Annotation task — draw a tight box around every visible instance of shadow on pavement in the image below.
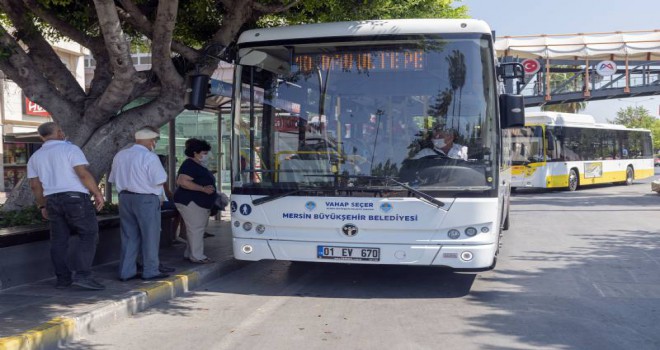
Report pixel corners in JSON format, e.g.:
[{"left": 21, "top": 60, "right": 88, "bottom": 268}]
[
  {"left": 479, "top": 181, "right": 660, "bottom": 349},
  {"left": 0, "top": 218, "right": 234, "bottom": 337},
  {"left": 197, "top": 262, "right": 477, "bottom": 299},
  {"left": 464, "top": 227, "right": 660, "bottom": 349}
]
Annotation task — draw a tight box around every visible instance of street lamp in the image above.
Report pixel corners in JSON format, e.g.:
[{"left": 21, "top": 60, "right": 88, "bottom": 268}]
[
  {"left": 617, "top": 97, "right": 658, "bottom": 116},
  {"left": 617, "top": 97, "right": 655, "bottom": 107}
]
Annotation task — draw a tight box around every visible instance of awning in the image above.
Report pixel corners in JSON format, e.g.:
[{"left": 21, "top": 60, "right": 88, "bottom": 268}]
[
  {"left": 495, "top": 30, "right": 660, "bottom": 60},
  {"left": 4, "top": 132, "right": 43, "bottom": 143}
]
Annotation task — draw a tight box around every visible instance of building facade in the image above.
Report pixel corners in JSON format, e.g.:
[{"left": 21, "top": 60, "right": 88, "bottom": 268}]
[{"left": 0, "top": 41, "right": 88, "bottom": 195}]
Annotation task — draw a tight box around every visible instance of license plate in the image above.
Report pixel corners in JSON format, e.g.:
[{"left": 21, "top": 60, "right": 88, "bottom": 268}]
[{"left": 317, "top": 246, "right": 380, "bottom": 261}]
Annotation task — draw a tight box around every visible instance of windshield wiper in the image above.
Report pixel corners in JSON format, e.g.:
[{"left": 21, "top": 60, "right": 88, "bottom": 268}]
[
  {"left": 351, "top": 175, "right": 445, "bottom": 209},
  {"left": 252, "top": 185, "right": 326, "bottom": 206},
  {"left": 253, "top": 175, "right": 446, "bottom": 209},
  {"left": 294, "top": 174, "right": 445, "bottom": 208},
  {"left": 309, "top": 174, "right": 446, "bottom": 209},
  {"left": 252, "top": 188, "right": 303, "bottom": 206}
]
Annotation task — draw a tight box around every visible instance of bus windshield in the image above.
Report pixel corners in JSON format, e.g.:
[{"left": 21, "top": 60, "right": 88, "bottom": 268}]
[
  {"left": 511, "top": 126, "right": 544, "bottom": 165},
  {"left": 233, "top": 35, "right": 498, "bottom": 194}
]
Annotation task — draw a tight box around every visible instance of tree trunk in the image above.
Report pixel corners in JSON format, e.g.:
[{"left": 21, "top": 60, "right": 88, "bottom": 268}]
[
  {"left": 2, "top": 94, "right": 186, "bottom": 212},
  {"left": 0, "top": 0, "right": 283, "bottom": 212},
  {"left": 2, "top": 178, "right": 34, "bottom": 211}
]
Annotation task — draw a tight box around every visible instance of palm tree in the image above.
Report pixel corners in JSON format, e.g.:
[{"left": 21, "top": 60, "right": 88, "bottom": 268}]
[
  {"left": 541, "top": 102, "right": 586, "bottom": 113},
  {"left": 446, "top": 50, "right": 466, "bottom": 126},
  {"left": 428, "top": 88, "right": 454, "bottom": 120}
]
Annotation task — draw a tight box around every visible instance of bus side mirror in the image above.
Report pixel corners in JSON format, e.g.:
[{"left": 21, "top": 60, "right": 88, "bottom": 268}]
[
  {"left": 497, "top": 62, "right": 525, "bottom": 82},
  {"left": 239, "top": 49, "right": 290, "bottom": 75},
  {"left": 497, "top": 62, "right": 525, "bottom": 93},
  {"left": 500, "top": 94, "right": 525, "bottom": 128}
]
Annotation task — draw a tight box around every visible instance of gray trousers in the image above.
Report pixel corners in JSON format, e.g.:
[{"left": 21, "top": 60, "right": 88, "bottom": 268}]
[{"left": 118, "top": 193, "right": 161, "bottom": 279}]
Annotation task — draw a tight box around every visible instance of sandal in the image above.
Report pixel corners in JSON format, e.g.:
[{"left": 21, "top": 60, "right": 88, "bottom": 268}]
[{"left": 189, "top": 258, "right": 214, "bottom": 264}]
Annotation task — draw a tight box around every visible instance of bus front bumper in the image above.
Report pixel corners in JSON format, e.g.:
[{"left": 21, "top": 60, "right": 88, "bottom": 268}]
[{"left": 233, "top": 238, "right": 497, "bottom": 270}]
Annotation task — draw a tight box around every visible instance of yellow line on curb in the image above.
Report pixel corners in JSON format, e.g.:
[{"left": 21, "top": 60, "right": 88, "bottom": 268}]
[
  {"left": 136, "top": 271, "right": 201, "bottom": 303},
  {"left": 0, "top": 269, "right": 205, "bottom": 349},
  {"left": 0, "top": 317, "right": 74, "bottom": 350},
  {"left": 179, "top": 270, "right": 200, "bottom": 286}
]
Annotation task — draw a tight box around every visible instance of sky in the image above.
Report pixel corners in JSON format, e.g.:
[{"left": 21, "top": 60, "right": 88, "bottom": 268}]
[{"left": 459, "top": 0, "right": 660, "bottom": 122}]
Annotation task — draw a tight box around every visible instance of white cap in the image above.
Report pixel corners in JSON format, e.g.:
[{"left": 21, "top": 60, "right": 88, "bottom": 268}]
[{"left": 135, "top": 128, "right": 159, "bottom": 140}]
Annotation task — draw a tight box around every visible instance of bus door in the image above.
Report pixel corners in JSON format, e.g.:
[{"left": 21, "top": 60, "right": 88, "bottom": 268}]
[{"left": 511, "top": 125, "right": 544, "bottom": 188}]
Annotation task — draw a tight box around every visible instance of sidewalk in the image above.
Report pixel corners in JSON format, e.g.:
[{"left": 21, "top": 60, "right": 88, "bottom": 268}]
[{"left": 0, "top": 213, "right": 241, "bottom": 350}]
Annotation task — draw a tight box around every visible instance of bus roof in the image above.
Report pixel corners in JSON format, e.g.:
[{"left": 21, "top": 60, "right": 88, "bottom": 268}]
[
  {"left": 237, "top": 19, "right": 492, "bottom": 45},
  {"left": 525, "top": 111, "right": 650, "bottom": 132}
]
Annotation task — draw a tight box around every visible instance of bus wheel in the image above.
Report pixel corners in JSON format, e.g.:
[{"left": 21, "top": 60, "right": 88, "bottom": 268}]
[
  {"left": 624, "top": 166, "right": 634, "bottom": 186},
  {"left": 567, "top": 169, "right": 579, "bottom": 191}
]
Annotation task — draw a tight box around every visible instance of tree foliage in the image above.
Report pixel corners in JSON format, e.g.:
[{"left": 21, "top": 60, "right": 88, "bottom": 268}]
[
  {"left": 609, "top": 105, "right": 660, "bottom": 150},
  {"left": 281, "top": 0, "right": 467, "bottom": 24},
  {"left": 0, "top": 0, "right": 467, "bottom": 209},
  {"left": 541, "top": 102, "right": 587, "bottom": 114},
  {"left": 540, "top": 65, "right": 587, "bottom": 114}
]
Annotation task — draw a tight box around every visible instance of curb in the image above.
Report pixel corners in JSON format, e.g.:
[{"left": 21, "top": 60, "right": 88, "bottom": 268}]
[{"left": 0, "top": 259, "right": 243, "bottom": 350}]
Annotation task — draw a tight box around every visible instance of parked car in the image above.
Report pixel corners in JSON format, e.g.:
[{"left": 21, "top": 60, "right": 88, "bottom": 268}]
[{"left": 655, "top": 154, "right": 660, "bottom": 167}]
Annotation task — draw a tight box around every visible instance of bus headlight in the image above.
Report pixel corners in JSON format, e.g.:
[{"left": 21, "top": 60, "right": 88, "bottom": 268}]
[
  {"left": 233, "top": 221, "right": 240, "bottom": 228},
  {"left": 256, "top": 224, "right": 266, "bottom": 234},
  {"left": 481, "top": 226, "right": 490, "bottom": 233},
  {"left": 448, "top": 229, "right": 460, "bottom": 239},
  {"left": 243, "top": 222, "right": 253, "bottom": 231},
  {"left": 465, "top": 227, "right": 478, "bottom": 237}
]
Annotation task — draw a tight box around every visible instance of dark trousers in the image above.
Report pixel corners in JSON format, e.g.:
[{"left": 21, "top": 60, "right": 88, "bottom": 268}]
[{"left": 46, "top": 192, "right": 99, "bottom": 282}]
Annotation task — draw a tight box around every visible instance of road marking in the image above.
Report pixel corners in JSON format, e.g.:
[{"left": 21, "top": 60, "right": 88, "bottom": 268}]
[
  {"left": 213, "top": 265, "right": 316, "bottom": 350},
  {"left": 641, "top": 251, "right": 660, "bottom": 266},
  {"left": 591, "top": 283, "right": 606, "bottom": 297}
]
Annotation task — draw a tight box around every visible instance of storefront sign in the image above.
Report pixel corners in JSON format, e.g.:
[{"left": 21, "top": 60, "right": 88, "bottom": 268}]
[
  {"left": 275, "top": 116, "right": 303, "bottom": 132},
  {"left": 23, "top": 97, "right": 50, "bottom": 117}
]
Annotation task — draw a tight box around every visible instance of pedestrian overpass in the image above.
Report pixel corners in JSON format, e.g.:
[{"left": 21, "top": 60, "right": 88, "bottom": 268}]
[{"left": 495, "top": 30, "right": 660, "bottom": 107}]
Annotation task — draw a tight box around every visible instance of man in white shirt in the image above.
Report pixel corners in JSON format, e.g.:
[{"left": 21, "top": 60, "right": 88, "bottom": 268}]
[
  {"left": 109, "top": 127, "right": 169, "bottom": 281},
  {"left": 28, "top": 122, "right": 106, "bottom": 290},
  {"left": 412, "top": 127, "right": 468, "bottom": 160}
]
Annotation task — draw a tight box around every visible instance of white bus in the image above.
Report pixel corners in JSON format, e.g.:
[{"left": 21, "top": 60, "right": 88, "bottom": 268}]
[
  {"left": 229, "top": 19, "right": 524, "bottom": 270},
  {"left": 511, "top": 112, "right": 655, "bottom": 191}
]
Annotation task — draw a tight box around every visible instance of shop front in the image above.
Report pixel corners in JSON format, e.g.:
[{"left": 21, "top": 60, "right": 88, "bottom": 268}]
[
  {"left": 0, "top": 94, "right": 47, "bottom": 194},
  {"left": 2, "top": 135, "right": 42, "bottom": 192}
]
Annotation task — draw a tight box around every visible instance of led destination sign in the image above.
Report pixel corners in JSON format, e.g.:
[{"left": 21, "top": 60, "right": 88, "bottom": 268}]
[{"left": 294, "top": 51, "right": 426, "bottom": 73}]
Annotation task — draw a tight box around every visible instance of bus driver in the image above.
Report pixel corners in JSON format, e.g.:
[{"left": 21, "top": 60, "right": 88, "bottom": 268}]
[{"left": 412, "top": 126, "right": 468, "bottom": 160}]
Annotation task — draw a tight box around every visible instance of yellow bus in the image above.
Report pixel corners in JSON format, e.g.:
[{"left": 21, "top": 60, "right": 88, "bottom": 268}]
[{"left": 511, "top": 112, "right": 654, "bottom": 191}]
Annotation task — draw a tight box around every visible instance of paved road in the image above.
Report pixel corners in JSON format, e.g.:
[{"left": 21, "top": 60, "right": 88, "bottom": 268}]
[{"left": 69, "top": 174, "right": 660, "bottom": 350}]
